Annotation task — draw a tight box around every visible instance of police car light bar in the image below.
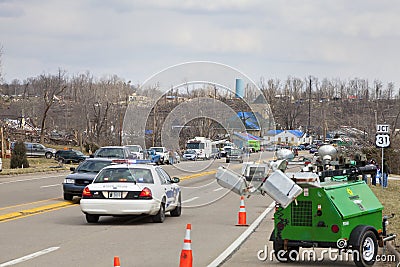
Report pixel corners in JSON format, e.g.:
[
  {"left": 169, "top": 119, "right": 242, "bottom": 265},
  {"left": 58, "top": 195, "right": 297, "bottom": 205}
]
[{"left": 112, "top": 159, "right": 153, "bottom": 164}]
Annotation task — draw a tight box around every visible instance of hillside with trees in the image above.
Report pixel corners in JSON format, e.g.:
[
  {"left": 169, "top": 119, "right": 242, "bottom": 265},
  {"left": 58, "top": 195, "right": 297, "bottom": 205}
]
[{"left": 0, "top": 63, "right": 399, "bottom": 173}]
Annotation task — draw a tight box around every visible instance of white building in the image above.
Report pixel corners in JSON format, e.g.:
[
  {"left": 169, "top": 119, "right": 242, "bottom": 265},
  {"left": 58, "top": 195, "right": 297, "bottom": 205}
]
[{"left": 264, "top": 130, "right": 311, "bottom": 145}]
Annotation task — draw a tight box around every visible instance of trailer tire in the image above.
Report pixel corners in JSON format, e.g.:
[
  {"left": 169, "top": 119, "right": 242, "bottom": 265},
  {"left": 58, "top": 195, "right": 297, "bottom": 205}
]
[{"left": 350, "top": 227, "right": 378, "bottom": 267}]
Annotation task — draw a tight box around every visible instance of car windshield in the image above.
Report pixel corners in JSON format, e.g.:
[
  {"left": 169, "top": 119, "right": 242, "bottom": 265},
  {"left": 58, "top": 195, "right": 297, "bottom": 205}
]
[
  {"left": 126, "top": 146, "right": 140, "bottom": 153},
  {"left": 185, "top": 150, "right": 196, "bottom": 154},
  {"left": 76, "top": 160, "right": 112, "bottom": 173},
  {"left": 230, "top": 149, "right": 242, "bottom": 155},
  {"left": 151, "top": 147, "right": 163, "bottom": 153},
  {"left": 187, "top": 143, "right": 204, "bottom": 149},
  {"left": 74, "top": 150, "right": 85, "bottom": 156},
  {"left": 94, "top": 148, "right": 124, "bottom": 158},
  {"left": 94, "top": 168, "right": 154, "bottom": 184}
]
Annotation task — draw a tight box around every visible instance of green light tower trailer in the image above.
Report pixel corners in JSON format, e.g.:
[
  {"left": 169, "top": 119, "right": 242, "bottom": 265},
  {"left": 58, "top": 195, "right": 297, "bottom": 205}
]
[{"left": 216, "top": 150, "right": 395, "bottom": 267}]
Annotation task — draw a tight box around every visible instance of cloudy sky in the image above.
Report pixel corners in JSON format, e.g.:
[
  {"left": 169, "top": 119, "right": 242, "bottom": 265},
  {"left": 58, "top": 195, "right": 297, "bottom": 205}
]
[{"left": 1, "top": 0, "right": 400, "bottom": 87}]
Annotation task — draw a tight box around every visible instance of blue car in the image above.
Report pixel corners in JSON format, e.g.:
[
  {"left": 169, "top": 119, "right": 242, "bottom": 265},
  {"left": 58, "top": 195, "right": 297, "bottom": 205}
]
[
  {"left": 62, "top": 158, "right": 113, "bottom": 200},
  {"left": 146, "top": 149, "right": 162, "bottom": 164}
]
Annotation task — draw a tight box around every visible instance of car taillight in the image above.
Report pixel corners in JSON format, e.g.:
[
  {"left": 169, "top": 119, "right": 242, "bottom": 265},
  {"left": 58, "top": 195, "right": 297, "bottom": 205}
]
[
  {"left": 82, "top": 187, "right": 92, "bottom": 197},
  {"left": 139, "top": 187, "right": 152, "bottom": 199}
]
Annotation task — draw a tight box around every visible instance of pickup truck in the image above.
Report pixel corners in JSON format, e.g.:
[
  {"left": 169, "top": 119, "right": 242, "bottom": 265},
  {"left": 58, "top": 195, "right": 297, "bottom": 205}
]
[
  {"left": 124, "top": 145, "right": 144, "bottom": 159},
  {"left": 149, "top": 146, "right": 170, "bottom": 164}
]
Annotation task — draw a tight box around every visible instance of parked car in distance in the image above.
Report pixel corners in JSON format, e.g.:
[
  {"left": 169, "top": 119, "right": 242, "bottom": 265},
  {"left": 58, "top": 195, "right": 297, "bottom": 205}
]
[
  {"left": 92, "top": 146, "right": 133, "bottom": 159},
  {"left": 62, "top": 158, "right": 114, "bottom": 200},
  {"left": 149, "top": 146, "right": 169, "bottom": 164},
  {"left": 226, "top": 148, "right": 244, "bottom": 163},
  {"left": 182, "top": 149, "right": 197, "bottom": 161},
  {"left": 11, "top": 142, "right": 56, "bottom": 158},
  {"left": 124, "top": 145, "right": 144, "bottom": 159},
  {"left": 145, "top": 149, "right": 162, "bottom": 164},
  {"left": 55, "top": 149, "right": 88, "bottom": 164},
  {"left": 80, "top": 163, "right": 181, "bottom": 223}
]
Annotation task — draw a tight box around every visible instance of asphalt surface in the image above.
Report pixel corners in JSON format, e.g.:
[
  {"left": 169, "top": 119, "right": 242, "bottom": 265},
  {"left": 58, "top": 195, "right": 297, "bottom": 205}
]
[
  {"left": 221, "top": 175, "right": 400, "bottom": 267},
  {"left": 1, "top": 153, "right": 399, "bottom": 267}
]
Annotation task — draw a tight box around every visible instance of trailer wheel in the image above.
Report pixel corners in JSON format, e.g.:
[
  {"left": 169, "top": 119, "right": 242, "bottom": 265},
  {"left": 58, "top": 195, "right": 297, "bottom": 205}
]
[
  {"left": 273, "top": 240, "right": 299, "bottom": 262},
  {"left": 353, "top": 230, "right": 378, "bottom": 267}
]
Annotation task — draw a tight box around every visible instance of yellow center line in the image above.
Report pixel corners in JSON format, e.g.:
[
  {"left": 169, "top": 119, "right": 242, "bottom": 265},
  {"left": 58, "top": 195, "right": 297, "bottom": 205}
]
[
  {"left": 0, "top": 165, "right": 241, "bottom": 223},
  {"left": 0, "top": 201, "right": 79, "bottom": 223},
  {"left": 179, "top": 170, "right": 217, "bottom": 181},
  {"left": 0, "top": 198, "right": 60, "bottom": 211},
  {"left": 0, "top": 168, "right": 219, "bottom": 223}
]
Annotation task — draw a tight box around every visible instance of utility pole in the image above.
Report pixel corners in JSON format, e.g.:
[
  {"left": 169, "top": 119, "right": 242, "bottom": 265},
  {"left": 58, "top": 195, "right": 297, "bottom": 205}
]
[
  {"left": 1, "top": 126, "right": 5, "bottom": 158},
  {"left": 307, "top": 77, "right": 312, "bottom": 136}
]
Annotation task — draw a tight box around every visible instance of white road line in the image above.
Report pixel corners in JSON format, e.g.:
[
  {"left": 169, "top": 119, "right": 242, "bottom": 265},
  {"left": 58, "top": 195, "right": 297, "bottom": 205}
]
[
  {"left": 40, "top": 184, "right": 60, "bottom": 188},
  {"left": 0, "top": 246, "right": 60, "bottom": 266},
  {"left": 213, "top": 187, "right": 225, "bottom": 192},
  {"left": 207, "top": 201, "right": 276, "bottom": 267},
  {"left": 0, "top": 174, "right": 66, "bottom": 185},
  {"left": 182, "top": 197, "right": 199, "bottom": 204}
]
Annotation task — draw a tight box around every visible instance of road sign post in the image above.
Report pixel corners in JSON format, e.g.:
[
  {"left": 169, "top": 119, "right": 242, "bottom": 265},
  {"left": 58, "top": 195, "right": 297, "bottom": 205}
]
[{"left": 376, "top": 124, "right": 390, "bottom": 190}]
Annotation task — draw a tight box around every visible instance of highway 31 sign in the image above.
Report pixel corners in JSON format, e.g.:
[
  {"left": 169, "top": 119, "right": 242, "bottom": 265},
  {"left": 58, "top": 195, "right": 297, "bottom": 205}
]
[{"left": 376, "top": 124, "right": 390, "bottom": 148}]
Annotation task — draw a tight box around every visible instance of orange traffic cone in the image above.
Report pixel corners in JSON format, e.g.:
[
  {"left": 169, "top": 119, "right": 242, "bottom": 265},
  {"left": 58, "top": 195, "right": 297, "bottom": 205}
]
[
  {"left": 236, "top": 196, "right": 249, "bottom": 226},
  {"left": 114, "top": 256, "right": 121, "bottom": 267},
  {"left": 179, "top": 224, "right": 193, "bottom": 267}
]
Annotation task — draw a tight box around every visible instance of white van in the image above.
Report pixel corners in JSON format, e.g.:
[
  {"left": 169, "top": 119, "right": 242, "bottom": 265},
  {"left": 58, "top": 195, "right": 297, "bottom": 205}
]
[{"left": 186, "top": 137, "right": 212, "bottom": 160}]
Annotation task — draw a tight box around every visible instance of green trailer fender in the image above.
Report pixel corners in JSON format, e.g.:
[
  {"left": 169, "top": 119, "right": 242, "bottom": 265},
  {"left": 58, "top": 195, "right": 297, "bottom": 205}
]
[{"left": 348, "top": 225, "right": 380, "bottom": 247}]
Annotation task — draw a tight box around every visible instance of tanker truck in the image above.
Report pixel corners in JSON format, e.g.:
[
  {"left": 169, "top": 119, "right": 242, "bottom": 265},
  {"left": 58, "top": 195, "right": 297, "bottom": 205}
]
[{"left": 216, "top": 145, "right": 395, "bottom": 267}]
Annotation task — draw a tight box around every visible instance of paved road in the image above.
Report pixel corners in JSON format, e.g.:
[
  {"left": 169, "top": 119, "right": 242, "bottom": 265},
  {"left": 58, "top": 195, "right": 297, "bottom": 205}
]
[
  {"left": 2, "top": 152, "right": 397, "bottom": 267},
  {"left": 0, "top": 152, "right": 278, "bottom": 267}
]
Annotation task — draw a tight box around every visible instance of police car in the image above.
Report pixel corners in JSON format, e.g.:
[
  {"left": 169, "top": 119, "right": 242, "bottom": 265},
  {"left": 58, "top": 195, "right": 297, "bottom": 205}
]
[{"left": 80, "top": 160, "right": 181, "bottom": 223}]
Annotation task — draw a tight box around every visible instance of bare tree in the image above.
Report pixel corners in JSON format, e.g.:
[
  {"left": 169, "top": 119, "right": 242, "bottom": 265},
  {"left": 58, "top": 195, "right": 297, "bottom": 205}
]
[{"left": 33, "top": 69, "right": 68, "bottom": 143}]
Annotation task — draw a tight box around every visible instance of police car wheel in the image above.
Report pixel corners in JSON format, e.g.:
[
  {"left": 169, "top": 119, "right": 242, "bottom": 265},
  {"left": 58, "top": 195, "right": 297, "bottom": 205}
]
[
  {"left": 170, "top": 194, "right": 182, "bottom": 217},
  {"left": 86, "top": 214, "right": 99, "bottom": 223},
  {"left": 152, "top": 201, "right": 165, "bottom": 223}
]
